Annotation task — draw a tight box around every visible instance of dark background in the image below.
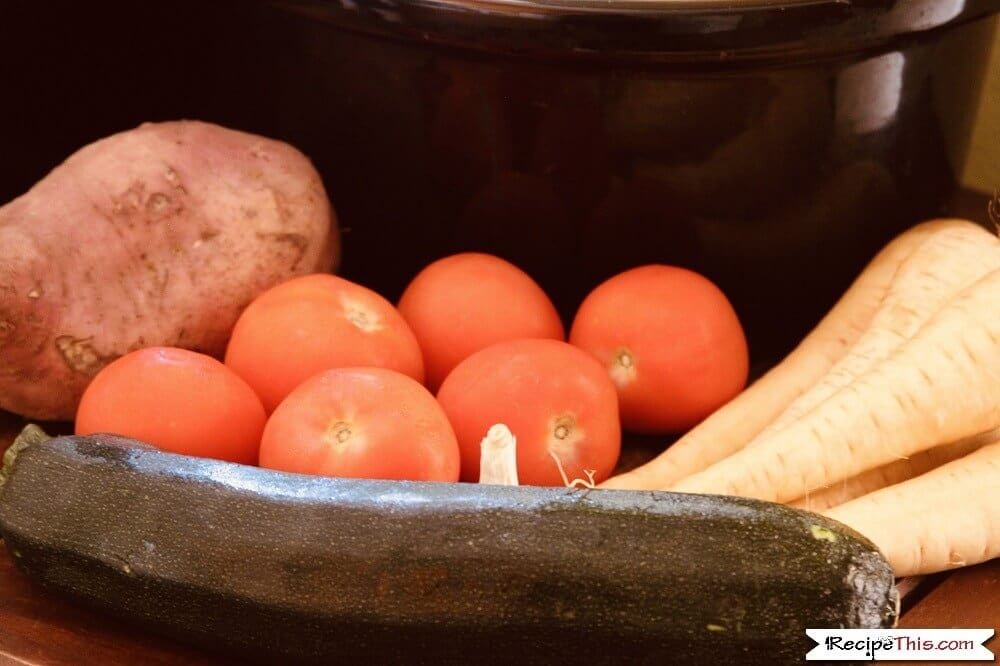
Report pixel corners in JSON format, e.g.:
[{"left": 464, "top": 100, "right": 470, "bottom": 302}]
[
  {"left": 0, "top": 3, "right": 259, "bottom": 203},
  {"left": 1, "top": 1, "right": 997, "bottom": 363}
]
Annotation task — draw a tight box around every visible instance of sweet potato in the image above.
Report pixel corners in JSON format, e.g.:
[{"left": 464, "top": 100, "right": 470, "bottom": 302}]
[{"left": 0, "top": 121, "right": 338, "bottom": 420}]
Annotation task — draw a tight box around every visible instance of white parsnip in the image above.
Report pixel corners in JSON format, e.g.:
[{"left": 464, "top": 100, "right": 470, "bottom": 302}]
[
  {"left": 826, "top": 442, "right": 1000, "bottom": 577},
  {"left": 602, "top": 220, "right": 966, "bottom": 491},
  {"left": 792, "top": 428, "right": 998, "bottom": 511},
  {"left": 672, "top": 268, "right": 1000, "bottom": 502},
  {"left": 601, "top": 219, "right": 999, "bottom": 575},
  {"left": 753, "top": 223, "right": 1000, "bottom": 440}
]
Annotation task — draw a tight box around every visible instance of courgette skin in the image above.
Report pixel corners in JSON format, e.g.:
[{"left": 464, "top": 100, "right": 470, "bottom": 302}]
[{"left": 0, "top": 433, "right": 897, "bottom": 664}]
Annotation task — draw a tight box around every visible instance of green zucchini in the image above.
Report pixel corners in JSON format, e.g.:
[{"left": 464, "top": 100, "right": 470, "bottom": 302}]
[{"left": 0, "top": 429, "right": 897, "bottom": 664}]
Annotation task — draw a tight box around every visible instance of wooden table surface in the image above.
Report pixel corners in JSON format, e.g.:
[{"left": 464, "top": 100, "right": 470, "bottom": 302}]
[{"left": 0, "top": 548, "right": 993, "bottom": 666}]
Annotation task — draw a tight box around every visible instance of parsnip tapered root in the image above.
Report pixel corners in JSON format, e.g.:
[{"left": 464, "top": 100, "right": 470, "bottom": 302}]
[
  {"left": 792, "top": 428, "right": 998, "bottom": 511},
  {"left": 826, "top": 442, "right": 1000, "bottom": 577},
  {"left": 673, "top": 268, "right": 1000, "bottom": 502},
  {"left": 752, "top": 223, "right": 999, "bottom": 441},
  {"left": 602, "top": 219, "right": 960, "bottom": 491}
]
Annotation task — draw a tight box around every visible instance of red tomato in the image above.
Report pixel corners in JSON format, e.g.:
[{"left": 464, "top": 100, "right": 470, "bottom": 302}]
[
  {"left": 225, "top": 274, "right": 424, "bottom": 413},
  {"left": 259, "top": 367, "right": 459, "bottom": 482},
  {"left": 399, "top": 253, "right": 565, "bottom": 391},
  {"left": 437, "top": 339, "right": 620, "bottom": 486},
  {"left": 569, "top": 265, "right": 748, "bottom": 433},
  {"left": 75, "top": 347, "right": 266, "bottom": 464}
]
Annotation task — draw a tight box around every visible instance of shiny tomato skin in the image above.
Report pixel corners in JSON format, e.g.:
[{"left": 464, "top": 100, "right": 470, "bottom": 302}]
[
  {"left": 260, "top": 367, "right": 459, "bottom": 482},
  {"left": 75, "top": 347, "right": 266, "bottom": 464},
  {"left": 225, "top": 274, "right": 424, "bottom": 413},
  {"left": 437, "top": 339, "right": 620, "bottom": 486},
  {"left": 570, "top": 265, "right": 748, "bottom": 433},
  {"left": 398, "top": 253, "right": 565, "bottom": 391}
]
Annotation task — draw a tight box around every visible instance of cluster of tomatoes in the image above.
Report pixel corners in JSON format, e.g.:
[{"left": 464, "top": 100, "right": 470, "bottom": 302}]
[{"left": 76, "top": 254, "right": 748, "bottom": 486}]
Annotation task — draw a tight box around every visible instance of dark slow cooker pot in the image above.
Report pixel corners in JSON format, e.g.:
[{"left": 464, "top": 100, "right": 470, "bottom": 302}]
[{"left": 1, "top": 0, "right": 997, "bottom": 358}]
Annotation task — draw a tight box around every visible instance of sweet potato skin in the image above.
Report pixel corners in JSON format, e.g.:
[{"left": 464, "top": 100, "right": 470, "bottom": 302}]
[{"left": 0, "top": 121, "right": 338, "bottom": 420}]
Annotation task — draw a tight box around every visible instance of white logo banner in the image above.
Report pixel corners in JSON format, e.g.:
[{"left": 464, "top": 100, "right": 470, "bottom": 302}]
[{"left": 806, "top": 628, "right": 995, "bottom": 661}]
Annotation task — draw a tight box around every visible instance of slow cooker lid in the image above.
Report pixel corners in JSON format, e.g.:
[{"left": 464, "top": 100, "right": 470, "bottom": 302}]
[{"left": 274, "top": 0, "right": 1000, "bottom": 61}]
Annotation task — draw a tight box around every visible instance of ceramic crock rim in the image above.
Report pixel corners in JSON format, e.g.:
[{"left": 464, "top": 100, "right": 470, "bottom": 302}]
[{"left": 266, "top": 0, "right": 1000, "bottom": 62}]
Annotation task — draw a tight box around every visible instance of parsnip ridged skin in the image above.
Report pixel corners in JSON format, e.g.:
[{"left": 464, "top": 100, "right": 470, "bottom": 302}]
[
  {"left": 602, "top": 219, "right": 953, "bottom": 491},
  {"left": 791, "top": 429, "right": 996, "bottom": 511},
  {"left": 674, "top": 268, "right": 1000, "bottom": 503},
  {"left": 827, "top": 441, "right": 1000, "bottom": 576},
  {"left": 754, "top": 222, "right": 1000, "bottom": 439},
  {"left": 0, "top": 121, "right": 338, "bottom": 420}
]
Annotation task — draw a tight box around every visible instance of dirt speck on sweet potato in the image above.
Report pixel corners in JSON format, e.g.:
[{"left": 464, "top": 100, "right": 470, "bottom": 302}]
[
  {"left": 145, "top": 192, "right": 175, "bottom": 218},
  {"left": 164, "top": 166, "right": 186, "bottom": 192},
  {"left": 257, "top": 231, "right": 309, "bottom": 269},
  {"left": 54, "top": 336, "right": 108, "bottom": 376},
  {"left": 0, "top": 319, "right": 14, "bottom": 344}
]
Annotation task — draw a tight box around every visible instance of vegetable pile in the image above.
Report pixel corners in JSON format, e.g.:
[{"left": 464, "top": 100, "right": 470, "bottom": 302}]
[
  {"left": 0, "top": 121, "right": 338, "bottom": 421},
  {"left": 1, "top": 124, "right": 997, "bottom": 582},
  {"left": 605, "top": 219, "right": 1000, "bottom": 576},
  {"left": 73, "top": 249, "right": 743, "bottom": 487}
]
